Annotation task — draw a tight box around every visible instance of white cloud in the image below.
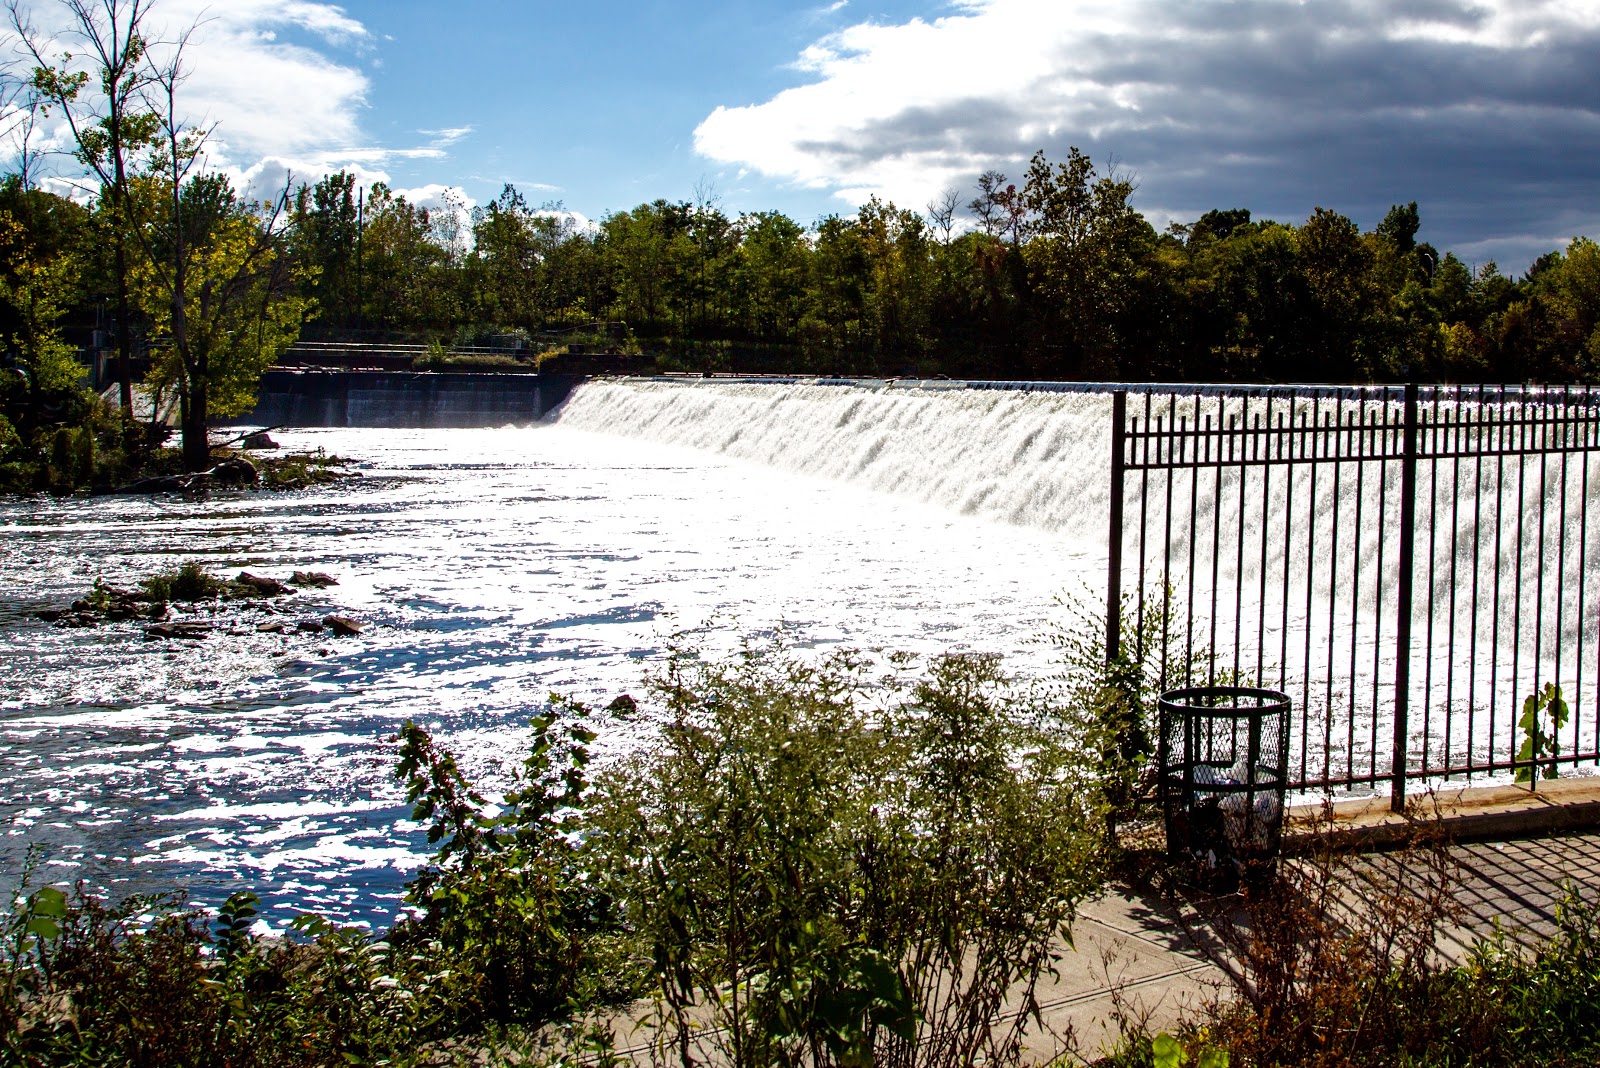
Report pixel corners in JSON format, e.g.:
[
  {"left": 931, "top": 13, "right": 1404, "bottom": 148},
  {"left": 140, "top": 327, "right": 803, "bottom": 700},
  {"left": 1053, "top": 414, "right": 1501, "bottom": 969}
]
[
  {"left": 8, "top": 0, "right": 466, "bottom": 203},
  {"left": 694, "top": 0, "right": 1600, "bottom": 263}
]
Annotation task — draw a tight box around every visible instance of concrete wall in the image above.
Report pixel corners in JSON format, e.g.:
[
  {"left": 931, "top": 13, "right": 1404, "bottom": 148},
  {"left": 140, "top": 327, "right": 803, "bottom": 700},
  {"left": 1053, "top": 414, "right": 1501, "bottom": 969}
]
[{"left": 233, "top": 370, "right": 580, "bottom": 428}]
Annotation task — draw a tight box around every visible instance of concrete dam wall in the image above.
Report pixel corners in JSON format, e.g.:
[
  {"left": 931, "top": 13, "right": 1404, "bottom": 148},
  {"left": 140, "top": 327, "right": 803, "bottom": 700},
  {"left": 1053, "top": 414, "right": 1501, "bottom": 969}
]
[{"left": 235, "top": 370, "right": 580, "bottom": 428}]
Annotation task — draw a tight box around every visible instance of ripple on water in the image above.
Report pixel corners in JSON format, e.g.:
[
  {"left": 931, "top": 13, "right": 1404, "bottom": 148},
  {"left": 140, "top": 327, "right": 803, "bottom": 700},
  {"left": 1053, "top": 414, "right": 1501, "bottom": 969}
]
[{"left": 0, "top": 424, "right": 1096, "bottom": 930}]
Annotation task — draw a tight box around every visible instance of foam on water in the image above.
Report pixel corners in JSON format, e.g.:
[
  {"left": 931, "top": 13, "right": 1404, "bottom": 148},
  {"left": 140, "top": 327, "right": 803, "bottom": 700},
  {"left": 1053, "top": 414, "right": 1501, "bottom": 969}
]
[
  {"left": 1, "top": 418, "right": 1101, "bottom": 928},
  {"left": 5, "top": 379, "right": 1595, "bottom": 927}
]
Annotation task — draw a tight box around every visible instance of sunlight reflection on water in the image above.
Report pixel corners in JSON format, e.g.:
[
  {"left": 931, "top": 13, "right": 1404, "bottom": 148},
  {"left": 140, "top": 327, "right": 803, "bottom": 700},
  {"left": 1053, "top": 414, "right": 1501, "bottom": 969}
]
[{"left": 0, "top": 425, "right": 1100, "bottom": 929}]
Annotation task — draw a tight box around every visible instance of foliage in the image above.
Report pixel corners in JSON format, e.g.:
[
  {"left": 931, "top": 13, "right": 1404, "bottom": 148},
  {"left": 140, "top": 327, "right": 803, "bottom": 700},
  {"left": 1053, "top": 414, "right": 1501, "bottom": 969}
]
[
  {"left": 587, "top": 644, "right": 1109, "bottom": 1068},
  {"left": 137, "top": 560, "right": 222, "bottom": 603},
  {"left": 1040, "top": 588, "right": 1213, "bottom": 834},
  {"left": 392, "top": 696, "right": 622, "bottom": 1031},
  {"left": 0, "top": 182, "right": 142, "bottom": 495},
  {"left": 264, "top": 153, "right": 1600, "bottom": 384},
  {"left": 0, "top": 867, "right": 469, "bottom": 1067},
  {"left": 1101, "top": 809, "right": 1600, "bottom": 1068},
  {"left": 255, "top": 450, "right": 353, "bottom": 490},
  {"left": 1515, "top": 682, "right": 1570, "bottom": 782}
]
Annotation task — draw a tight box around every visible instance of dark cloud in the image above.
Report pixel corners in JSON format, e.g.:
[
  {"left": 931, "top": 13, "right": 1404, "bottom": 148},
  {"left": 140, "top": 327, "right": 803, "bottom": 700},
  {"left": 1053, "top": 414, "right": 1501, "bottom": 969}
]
[{"left": 695, "top": 0, "right": 1600, "bottom": 269}]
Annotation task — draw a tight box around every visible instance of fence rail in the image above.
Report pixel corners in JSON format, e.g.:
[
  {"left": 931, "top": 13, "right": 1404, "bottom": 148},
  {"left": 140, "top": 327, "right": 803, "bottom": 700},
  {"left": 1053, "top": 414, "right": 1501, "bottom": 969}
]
[{"left": 1107, "top": 384, "right": 1600, "bottom": 808}]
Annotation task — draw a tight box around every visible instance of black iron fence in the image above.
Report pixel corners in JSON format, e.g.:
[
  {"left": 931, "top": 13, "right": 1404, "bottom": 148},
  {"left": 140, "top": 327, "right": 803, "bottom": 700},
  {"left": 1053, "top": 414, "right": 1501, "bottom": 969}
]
[{"left": 1106, "top": 384, "right": 1600, "bottom": 807}]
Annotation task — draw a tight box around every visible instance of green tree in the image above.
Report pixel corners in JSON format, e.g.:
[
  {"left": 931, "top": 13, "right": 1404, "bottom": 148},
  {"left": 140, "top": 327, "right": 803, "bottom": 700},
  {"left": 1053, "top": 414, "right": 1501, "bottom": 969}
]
[
  {"left": 1529, "top": 237, "right": 1600, "bottom": 379},
  {"left": 1021, "top": 147, "right": 1153, "bottom": 377},
  {"left": 804, "top": 214, "right": 869, "bottom": 363},
  {"left": 731, "top": 209, "right": 808, "bottom": 343},
  {"left": 855, "top": 196, "right": 932, "bottom": 358},
  {"left": 132, "top": 170, "right": 309, "bottom": 467},
  {"left": 14, "top": 0, "right": 160, "bottom": 416},
  {"left": 288, "top": 171, "right": 361, "bottom": 332},
  {"left": 358, "top": 183, "right": 450, "bottom": 331}
]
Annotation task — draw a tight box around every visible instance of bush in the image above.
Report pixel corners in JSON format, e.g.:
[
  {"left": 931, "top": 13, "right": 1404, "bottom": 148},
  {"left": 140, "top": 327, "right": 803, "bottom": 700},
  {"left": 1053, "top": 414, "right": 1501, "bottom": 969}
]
[
  {"left": 0, "top": 872, "right": 464, "bottom": 1067},
  {"left": 587, "top": 646, "right": 1110, "bottom": 1067},
  {"left": 390, "top": 697, "right": 623, "bottom": 1032},
  {"left": 1116, "top": 811, "right": 1600, "bottom": 1068},
  {"left": 140, "top": 561, "right": 223, "bottom": 603}
]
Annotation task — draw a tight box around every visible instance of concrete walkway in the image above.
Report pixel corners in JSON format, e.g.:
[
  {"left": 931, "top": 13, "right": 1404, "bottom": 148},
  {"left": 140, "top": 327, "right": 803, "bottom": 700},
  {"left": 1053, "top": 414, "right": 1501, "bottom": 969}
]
[{"left": 1030, "top": 776, "right": 1600, "bottom": 1062}]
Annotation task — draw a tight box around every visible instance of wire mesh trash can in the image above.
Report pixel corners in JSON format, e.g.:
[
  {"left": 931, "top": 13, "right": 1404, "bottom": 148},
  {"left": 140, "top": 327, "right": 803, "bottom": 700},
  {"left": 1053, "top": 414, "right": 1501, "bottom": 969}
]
[{"left": 1158, "top": 686, "right": 1290, "bottom": 890}]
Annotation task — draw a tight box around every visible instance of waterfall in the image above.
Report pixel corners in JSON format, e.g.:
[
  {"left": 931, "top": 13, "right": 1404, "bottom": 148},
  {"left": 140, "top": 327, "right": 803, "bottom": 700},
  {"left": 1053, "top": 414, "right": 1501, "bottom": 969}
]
[
  {"left": 550, "top": 378, "right": 1600, "bottom": 790},
  {"left": 549, "top": 379, "right": 1116, "bottom": 543}
]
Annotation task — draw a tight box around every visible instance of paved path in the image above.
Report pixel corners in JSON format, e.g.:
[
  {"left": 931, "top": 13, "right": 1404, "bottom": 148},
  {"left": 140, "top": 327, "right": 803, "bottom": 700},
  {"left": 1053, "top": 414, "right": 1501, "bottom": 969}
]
[{"left": 1034, "top": 803, "right": 1600, "bottom": 1061}]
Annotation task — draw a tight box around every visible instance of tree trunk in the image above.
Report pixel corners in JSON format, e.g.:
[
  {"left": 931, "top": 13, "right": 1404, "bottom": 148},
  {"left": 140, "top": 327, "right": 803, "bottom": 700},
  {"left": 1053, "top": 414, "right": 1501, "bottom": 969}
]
[
  {"left": 180, "top": 379, "right": 209, "bottom": 472},
  {"left": 114, "top": 238, "right": 135, "bottom": 416}
]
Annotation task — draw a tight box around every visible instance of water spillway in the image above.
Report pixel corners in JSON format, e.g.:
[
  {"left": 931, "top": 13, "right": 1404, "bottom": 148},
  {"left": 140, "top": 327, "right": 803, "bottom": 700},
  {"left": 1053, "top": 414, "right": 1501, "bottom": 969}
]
[
  {"left": 6, "top": 377, "right": 1599, "bottom": 931},
  {"left": 548, "top": 379, "right": 1118, "bottom": 542}
]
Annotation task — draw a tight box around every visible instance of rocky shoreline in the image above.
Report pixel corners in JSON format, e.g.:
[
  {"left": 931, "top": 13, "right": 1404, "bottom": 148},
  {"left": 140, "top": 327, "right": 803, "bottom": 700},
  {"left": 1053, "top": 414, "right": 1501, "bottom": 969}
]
[
  {"left": 92, "top": 444, "right": 359, "bottom": 496},
  {"left": 35, "top": 564, "right": 365, "bottom": 644}
]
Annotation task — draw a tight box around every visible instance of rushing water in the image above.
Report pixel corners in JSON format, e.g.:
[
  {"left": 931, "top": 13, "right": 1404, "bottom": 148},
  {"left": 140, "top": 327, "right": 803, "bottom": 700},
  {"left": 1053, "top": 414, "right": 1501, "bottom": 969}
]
[
  {"left": 10, "top": 378, "right": 1593, "bottom": 931},
  {"left": 0, "top": 404, "right": 1108, "bottom": 930}
]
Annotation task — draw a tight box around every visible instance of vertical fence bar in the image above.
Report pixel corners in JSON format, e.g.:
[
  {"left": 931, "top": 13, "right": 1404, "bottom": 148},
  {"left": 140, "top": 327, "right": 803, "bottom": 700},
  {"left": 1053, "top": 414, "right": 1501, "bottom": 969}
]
[
  {"left": 1392, "top": 382, "right": 1420, "bottom": 811},
  {"left": 1107, "top": 389, "right": 1127, "bottom": 663}
]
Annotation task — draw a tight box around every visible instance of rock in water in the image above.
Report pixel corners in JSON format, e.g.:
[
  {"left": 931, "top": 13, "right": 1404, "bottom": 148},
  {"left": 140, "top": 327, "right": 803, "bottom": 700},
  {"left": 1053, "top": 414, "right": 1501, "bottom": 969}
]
[
  {"left": 145, "top": 622, "right": 212, "bottom": 641},
  {"left": 289, "top": 571, "right": 338, "bottom": 588},
  {"left": 322, "top": 615, "right": 363, "bottom": 637},
  {"left": 235, "top": 571, "right": 291, "bottom": 597},
  {"left": 606, "top": 694, "right": 638, "bottom": 715},
  {"left": 242, "top": 432, "right": 279, "bottom": 449},
  {"left": 209, "top": 457, "right": 258, "bottom": 487},
  {"left": 296, "top": 619, "right": 325, "bottom": 634}
]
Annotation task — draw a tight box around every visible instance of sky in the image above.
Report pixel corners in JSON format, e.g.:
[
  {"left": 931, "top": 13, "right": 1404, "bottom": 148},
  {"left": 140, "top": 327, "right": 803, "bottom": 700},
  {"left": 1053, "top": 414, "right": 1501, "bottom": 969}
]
[{"left": 8, "top": 0, "right": 1600, "bottom": 272}]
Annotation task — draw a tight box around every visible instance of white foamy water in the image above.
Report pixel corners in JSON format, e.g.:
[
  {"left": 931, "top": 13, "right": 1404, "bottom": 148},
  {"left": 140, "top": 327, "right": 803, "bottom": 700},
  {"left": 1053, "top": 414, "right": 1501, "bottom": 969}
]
[
  {"left": 0, "top": 415, "right": 1104, "bottom": 929},
  {"left": 553, "top": 380, "right": 1600, "bottom": 789},
  {"left": 5, "top": 378, "right": 1595, "bottom": 929},
  {"left": 552, "top": 379, "right": 1117, "bottom": 538}
]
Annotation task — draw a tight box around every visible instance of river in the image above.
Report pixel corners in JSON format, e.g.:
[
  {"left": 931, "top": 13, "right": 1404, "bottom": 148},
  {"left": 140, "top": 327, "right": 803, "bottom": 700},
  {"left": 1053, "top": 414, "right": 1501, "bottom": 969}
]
[{"left": 1, "top": 400, "right": 1108, "bottom": 930}]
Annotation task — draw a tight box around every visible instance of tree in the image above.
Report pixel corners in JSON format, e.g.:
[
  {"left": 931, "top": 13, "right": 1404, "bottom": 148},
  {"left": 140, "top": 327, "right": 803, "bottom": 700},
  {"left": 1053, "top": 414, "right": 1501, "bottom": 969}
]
[
  {"left": 130, "top": 43, "right": 305, "bottom": 470},
  {"left": 855, "top": 196, "right": 931, "bottom": 357},
  {"left": 0, "top": 180, "right": 111, "bottom": 491},
  {"left": 1021, "top": 147, "right": 1152, "bottom": 377},
  {"left": 289, "top": 171, "right": 361, "bottom": 333},
  {"left": 133, "top": 174, "right": 307, "bottom": 460},
  {"left": 730, "top": 210, "right": 807, "bottom": 343},
  {"left": 13, "top": 0, "right": 159, "bottom": 416},
  {"left": 470, "top": 184, "right": 543, "bottom": 331},
  {"left": 926, "top": 188, "right": 959, "bottom": 245},
  {"left": 0, "top": 198, "right": 84, "bottom": 429}
]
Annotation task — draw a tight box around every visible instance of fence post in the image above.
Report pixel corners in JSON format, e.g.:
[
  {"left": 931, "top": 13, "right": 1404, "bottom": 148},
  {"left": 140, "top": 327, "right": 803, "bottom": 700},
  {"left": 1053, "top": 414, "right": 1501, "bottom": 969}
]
[
  {"left": 1107, "top": 390, "right": 1127, "bottom": 663},
  {"left": 1391, "top": 383, "right": 1419, "bottom": 812}
]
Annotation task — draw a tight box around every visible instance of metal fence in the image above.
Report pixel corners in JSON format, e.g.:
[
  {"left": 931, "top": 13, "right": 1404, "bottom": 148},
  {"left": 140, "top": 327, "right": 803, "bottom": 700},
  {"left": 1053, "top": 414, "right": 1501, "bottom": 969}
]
[{"left": 1106, "top": 384, "right": 1600, "bottom": 808}]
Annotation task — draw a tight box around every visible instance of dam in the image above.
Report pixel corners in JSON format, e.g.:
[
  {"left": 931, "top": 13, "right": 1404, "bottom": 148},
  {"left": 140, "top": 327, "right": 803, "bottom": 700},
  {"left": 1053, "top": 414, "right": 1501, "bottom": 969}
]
[{"left": 3, "top": 374, "right": 1596, "bottom": 929}]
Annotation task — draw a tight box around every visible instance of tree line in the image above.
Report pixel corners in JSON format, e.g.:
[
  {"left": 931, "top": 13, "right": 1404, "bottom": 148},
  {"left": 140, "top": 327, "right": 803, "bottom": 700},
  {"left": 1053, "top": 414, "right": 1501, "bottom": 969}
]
[
  {"left": 2, "top": 0, "right": 1598, "bottom": 490},
  {"left": 286, "top": 149, "right": 1600, "bottom": 385}
]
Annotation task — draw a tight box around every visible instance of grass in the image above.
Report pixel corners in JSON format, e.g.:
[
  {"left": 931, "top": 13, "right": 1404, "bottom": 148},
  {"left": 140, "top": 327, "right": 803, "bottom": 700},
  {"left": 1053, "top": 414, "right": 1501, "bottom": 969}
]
[{"left": 139, "top": 561, "right": 223, "bottom": 602}]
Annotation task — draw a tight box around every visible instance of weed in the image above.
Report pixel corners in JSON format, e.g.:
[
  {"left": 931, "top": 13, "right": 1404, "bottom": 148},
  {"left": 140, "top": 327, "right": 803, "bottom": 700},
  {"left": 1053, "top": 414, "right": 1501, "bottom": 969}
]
[
  {"left": 139, "top": 561, "right": 222, "bottom": 603},
  {"left": 1516, "top": 683, "right": 1569, "bottom": 782}
]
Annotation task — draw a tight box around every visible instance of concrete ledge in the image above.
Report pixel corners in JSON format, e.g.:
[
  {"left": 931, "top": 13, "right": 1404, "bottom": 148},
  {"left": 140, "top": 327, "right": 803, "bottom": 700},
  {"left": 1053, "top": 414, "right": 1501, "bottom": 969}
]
[{"left": 1283, "top": 776, "right": 1600, "bottom": 854}]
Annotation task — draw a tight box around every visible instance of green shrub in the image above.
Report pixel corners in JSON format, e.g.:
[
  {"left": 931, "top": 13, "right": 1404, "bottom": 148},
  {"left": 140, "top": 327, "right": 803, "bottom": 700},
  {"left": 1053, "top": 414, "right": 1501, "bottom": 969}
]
[
  {"left": 140, "top": 561, "right": 223, "bottom": 603},
  {"left": 587, "top": 645, "right": 1110, "bottom": 1068},
  {"left": 392, "top": 696, "right": 623, "bottom": 1031},
  {"left": 0, "top": 873, "right": 464, "bottom": 1067}
]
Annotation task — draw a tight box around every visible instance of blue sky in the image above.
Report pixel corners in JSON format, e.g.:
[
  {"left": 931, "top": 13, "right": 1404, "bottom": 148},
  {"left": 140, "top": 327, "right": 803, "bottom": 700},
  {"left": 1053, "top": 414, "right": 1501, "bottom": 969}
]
[
  {"left": 13, "top": 0, "right": 1600, "bottom": 271},
  {"left": 328, "top": 0, "right": 893, "bottom": 219}
]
